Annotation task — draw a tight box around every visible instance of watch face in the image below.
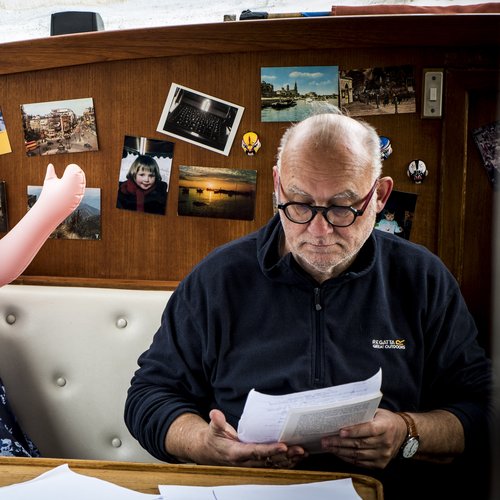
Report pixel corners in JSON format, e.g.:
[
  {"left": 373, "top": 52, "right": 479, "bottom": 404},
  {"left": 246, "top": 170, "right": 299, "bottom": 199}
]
[{"left": 402, "top": 437, "right": 419, "bottom": 458}]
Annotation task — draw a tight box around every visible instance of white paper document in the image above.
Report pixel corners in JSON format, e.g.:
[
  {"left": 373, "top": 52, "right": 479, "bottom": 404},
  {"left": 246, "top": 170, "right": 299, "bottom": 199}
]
[
  {"left": 237, "top": 369, "right": 382, "bottom": 451},
  {"left": 0, "top": 464, "right": 162, "bottom": 500},
  {"left": 160, "top": 478, "right": 361, "bottom": 500}
]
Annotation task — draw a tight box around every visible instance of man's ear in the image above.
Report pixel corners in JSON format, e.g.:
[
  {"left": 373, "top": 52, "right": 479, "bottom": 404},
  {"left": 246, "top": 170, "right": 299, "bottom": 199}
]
[
  {"left": 375, "top": 176, "right": 394, "bottom": 212},
  {"left": 272, "top": 166, "right": 279, "bottom": 191}
]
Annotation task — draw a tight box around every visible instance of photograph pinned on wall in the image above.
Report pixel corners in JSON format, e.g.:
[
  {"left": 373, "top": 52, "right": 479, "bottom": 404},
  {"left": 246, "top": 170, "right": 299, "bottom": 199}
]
[
  {"left": 0, "top": 107, "right": 12, "bottom": 155},
  {"left": 0, "top": 181, "right": 8, "bottom": 232},
  {"left": 374, "top": 190, "right": 418, "bottom": 240},
  {"left": 472, "top": 120, "right": 499, "bottom": 188},
  {"left": 20, "top": 97, "right": 98, "bottom": 157},
  {"left": 116, "top": 135, "right": 174, "bottom": 216},
  {"left": 178, "top": 165, "right": 257, "bottom": 221},
  {"left": 261, "top": 65, "right": 340, "bottom": 122},
  {"left": 157, "top": 83, "right": 244, "bottom": 156},
  {"left": 27, "top": 186, "right": 101, "bottom": 240},
  {"left": 340, "top": 65, "right": 416, "bottom": 116}
]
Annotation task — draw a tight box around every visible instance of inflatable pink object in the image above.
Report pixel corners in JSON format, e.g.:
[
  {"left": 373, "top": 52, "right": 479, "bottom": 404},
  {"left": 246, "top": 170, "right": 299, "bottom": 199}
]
[{"left": 0, "top": 163, "right": 86, "bottom": 286}]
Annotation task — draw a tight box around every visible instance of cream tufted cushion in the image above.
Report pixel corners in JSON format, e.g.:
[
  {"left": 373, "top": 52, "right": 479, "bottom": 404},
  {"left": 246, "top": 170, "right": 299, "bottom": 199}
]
[{"left": 0, "top": 284, "right": 173, "bottom": 462}]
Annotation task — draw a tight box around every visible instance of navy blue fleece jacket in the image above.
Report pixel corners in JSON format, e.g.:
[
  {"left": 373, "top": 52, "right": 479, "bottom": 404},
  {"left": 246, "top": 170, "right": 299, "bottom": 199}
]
[{"left": 125, "top": 214, "right": 491, "bottom": 473}]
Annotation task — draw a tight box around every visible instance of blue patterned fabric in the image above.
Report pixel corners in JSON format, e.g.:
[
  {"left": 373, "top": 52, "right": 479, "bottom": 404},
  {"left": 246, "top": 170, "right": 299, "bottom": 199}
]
[{"left": 0, "top": 378, "right": 40, "bottom": 457}]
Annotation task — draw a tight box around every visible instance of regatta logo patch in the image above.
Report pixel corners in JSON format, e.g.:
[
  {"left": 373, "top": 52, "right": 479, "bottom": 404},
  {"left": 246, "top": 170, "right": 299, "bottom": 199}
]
[{"left": 372, "top": 339, "right": 406, "bottom": 350}]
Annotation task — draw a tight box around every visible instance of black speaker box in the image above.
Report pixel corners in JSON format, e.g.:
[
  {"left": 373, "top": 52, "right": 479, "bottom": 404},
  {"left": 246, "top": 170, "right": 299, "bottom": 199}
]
[{"left": 50, "top": 11, "right": 104, "bottom": 36}]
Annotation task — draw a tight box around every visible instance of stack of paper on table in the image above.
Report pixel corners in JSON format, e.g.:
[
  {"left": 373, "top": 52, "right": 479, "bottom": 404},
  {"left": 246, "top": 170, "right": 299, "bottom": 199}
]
[
  {"left": 0, "top": 464, "right": 161, "bottom": 500},
  {"left": 159, "top": 478, "right": 362, "bottom": 499},
  {"left": 0, "top": 465, "right": 363, "bottom": 500}
]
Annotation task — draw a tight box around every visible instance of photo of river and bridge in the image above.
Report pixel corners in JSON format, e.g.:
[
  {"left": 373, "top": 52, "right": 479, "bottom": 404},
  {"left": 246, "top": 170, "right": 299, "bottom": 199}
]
[{"left": 261, "top": 65, "right": 340, "bottom": 122}]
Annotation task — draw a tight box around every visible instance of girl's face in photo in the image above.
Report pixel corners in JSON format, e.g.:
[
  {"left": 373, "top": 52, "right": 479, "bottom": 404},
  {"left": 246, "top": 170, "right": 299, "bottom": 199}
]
[{"left": 135, "top": 167, "right": 156, "bottom": 190}]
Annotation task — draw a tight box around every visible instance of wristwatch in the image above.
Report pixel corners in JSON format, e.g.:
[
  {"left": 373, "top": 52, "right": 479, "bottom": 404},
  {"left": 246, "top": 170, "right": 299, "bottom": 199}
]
[{"left": 396, "top": 411, "right": 419, "bottom": 458}]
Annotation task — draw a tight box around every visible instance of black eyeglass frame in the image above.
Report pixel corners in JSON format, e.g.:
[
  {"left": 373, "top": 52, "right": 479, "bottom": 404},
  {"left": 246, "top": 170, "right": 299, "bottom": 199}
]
[{"left": 277, "top": 178, "right": 379, "bottom": 228}]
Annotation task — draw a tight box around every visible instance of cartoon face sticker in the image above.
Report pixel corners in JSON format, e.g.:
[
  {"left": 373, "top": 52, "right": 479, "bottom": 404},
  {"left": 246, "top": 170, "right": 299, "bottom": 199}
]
[
  {"left": 407, "top": 159, "right": 428, "bottom": 184},
  {"left": 242, "top": 131, "right": 261, "bottom": 156}
]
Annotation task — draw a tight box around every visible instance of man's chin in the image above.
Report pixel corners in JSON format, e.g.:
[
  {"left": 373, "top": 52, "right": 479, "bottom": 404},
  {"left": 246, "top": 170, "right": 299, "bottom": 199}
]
[{"left": 303, "top": 255, "right": 340, "bottom": 273}]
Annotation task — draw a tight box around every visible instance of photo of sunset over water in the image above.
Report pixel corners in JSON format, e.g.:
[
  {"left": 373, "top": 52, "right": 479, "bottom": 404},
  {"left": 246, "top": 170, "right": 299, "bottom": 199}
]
[{"left": 178, "top": 165, "right": 257, "bottom": 221}]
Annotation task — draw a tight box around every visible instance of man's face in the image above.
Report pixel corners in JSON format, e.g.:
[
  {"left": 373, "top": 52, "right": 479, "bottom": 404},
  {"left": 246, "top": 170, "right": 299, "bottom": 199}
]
[{"left": 275, "top": 143, "right": 387, "bottom": 281}]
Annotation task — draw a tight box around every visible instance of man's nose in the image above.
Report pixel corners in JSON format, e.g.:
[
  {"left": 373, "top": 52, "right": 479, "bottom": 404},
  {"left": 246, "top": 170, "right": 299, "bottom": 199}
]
[{"left": 307, "top": 210, "right": 332, "bottom": 234}]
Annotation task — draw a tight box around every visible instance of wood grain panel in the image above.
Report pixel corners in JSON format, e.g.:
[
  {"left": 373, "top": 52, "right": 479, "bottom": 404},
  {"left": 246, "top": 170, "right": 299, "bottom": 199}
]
[
  {"left": 0, "top": 15, "right": 498, "bottom": 304},
  {"left": 0, "top": 457, "right": 383, "bottom": 499},
  {"left": 440, "top": 69, "right": 499, "bottom": 353},
  {"left": 0, "top": 46, "right": 441, "bottom": 282},
  {"left": 1, "top": 15, "right": 499, "bottom": 75}
]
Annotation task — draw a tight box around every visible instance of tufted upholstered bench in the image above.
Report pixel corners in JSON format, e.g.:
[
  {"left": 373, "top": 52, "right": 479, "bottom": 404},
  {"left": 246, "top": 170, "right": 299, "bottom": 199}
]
[{"left": 0, "top": 284, "right": 174, "bottom": 462}]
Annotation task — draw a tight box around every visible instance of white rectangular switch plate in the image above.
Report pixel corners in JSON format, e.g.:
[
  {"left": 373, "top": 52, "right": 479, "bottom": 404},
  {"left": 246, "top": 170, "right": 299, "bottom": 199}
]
[{"left": 422, "top": 69, "right": 443, "bottom": 118}]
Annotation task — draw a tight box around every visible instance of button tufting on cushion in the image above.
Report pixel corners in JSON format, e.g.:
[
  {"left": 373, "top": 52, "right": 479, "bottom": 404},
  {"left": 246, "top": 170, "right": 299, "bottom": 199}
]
[
  {"left": 0, "top": 284, "right": 173, "bottom": 462},
  {"left": 111, "top": 437, "right": 122, "bottom": 448},
  {"left": 56, "top": 377, "right": 67, "bottom": 387},
  {"left": 116, "top": 317, "right": 128, "bottom": 328}
]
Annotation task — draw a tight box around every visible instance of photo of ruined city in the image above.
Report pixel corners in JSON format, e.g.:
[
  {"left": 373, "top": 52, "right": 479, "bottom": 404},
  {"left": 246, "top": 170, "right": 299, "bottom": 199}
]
[
  {"left": 20, "top": 97, "right": 98, "bottom": 156},
  {"left": 340, "top": 65, "right": 416, "bottom": 116},
  {"left": 261, "top": 65, "right": 339, "bottom": 122}
]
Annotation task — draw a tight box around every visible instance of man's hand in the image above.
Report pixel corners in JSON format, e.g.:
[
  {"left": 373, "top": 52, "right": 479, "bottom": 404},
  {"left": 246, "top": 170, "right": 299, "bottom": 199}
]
[
  {"left": 320, "top": 408, "right": 404, "bottom": 469},
  {"left": 166, "top": 409, "right": 307, "bottom": 469},
  {"left": 320, "top": 408, "right": 464, "bottom": 469}
]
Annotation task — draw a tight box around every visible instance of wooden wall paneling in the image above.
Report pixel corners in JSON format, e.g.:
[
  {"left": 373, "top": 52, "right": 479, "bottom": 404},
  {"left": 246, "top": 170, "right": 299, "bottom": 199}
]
[
  {"left": 439, "top": 69, "right": 500, "bottom": 353},
  {"left": 0, "top": 45, "right": 441, "bottom": 282},
  {"left": 1, "top": 15, "right": 499, "bottom": 76},
  {"left": 464, "top": 87, "right": 498, "bottom": 354},
  {"left": 0, "top": 15, "right": 498, "bottom": 289},
  {"left": 1, "top": 53, "right": 271, "bottom": 283}
]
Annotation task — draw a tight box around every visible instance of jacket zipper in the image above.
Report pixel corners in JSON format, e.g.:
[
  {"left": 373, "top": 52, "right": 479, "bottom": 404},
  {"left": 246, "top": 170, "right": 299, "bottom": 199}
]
[{"left": 313, "top": 287, "right": 322, "bottom": 385}]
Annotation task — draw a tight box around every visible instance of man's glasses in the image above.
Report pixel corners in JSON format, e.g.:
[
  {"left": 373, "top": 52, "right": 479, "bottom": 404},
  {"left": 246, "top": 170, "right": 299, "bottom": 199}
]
[{"left": 277, "top": 178, "right": 378, "bottom": 228}]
